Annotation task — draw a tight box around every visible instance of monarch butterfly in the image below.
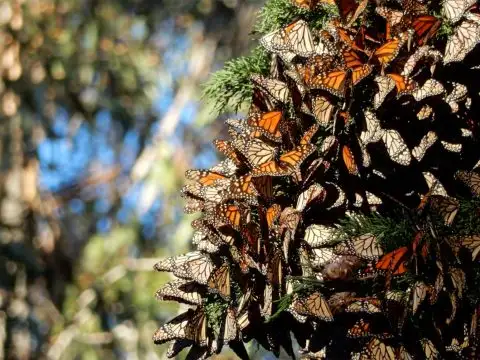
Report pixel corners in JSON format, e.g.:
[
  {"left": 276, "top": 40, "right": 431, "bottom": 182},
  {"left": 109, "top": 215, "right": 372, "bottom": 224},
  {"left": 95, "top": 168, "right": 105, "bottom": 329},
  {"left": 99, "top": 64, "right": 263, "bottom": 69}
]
[
  {"left": 253, "top": 175, "right": 273, "bottom": 199},
  {"left": 213, "top": 139, "right": 242, "bottom": 165},
  {"left": 342, "top": 49, "right": 373, "bottom": 85},
  {"left": 205, "top": 203, "right": 244, "bottom": 230},
  {"left": 375, "top": 246, "right": 409, "bottom": 275},
  {"left": 260, "top": 20, "right": 315, "bottom": 57},
  {"left": 154, "top": 251, "right": 204, "bottom": 273},
  {"left": 209, "top": 159, "right": 238, "bottom": 177},
  {"left": 412, "top": 131, "right": 437, "bottom": 161},
  {"left": 315, "top": 30, "right": 337, "bottom": 56},
  {"left": 366, "top": 338, "right": 396, "bottom": 360},
  {"left": 247, "top": 107, "right": 283, "bottom": 142},
  {"left": 458, "top": 235, "right": 480, "bottom": 259},
  {"left": 346, "top": 298, "right": 382, "bottom": 314},
  {"left": 290, "top": 0, "right": 334, "bottom": 11},
  {"left": 327, "top": 183, "right": 346, "bottom": 209},
  {"left": 183, "top": 197, "right": 205, "bottom": 214},
  {"left": 373, "top": 75, "right": 396, "bottom": 109},
  {"left": 311, "top": 248, "right": 336, "bottom": 268},
  {"left": 385, "top": 290, "right": 408, "bottom": 305},
  {"left": 182, "top": 182, "right": 226, "bottom": 204},
  {"left": 351, "top": 233, "right": 384, "bottom": 260},
  {"left": 155, "top": 279, "right": 205, "bottom": 306},
  {"left": 250, "top": 144, "right": 316, "bottom": 177},
  {"left": 191, "top": 219, "right": 235, "bottom": 246},
  {"left": 444, "top": 16, "right": 480, "bottom": 64},
  {"left": 310, "top": 95, "right": 335, "bottom": 126},
  {"left": 195, "top": 236, "right": 221, "bottom": 254},
  {"left": 412, "top": 281, "right": 428, "bottom": 314},
  {"left": 444, "top": 82, "right": 468, "bottom": 113},
  {"left": 412, "top": 15, "right": 442, "bottom": 45},
  {"left": 347, "top": 319, "right": 374, "bottom": 338},
  {"left": 442, "top": 0, "right": 477, "bottom": 24},
  {"left": 386, "top": 73, "right": 417, "bottom": 96},
  {"left": 446, "top": 336, "right": 469, "bottom": 354},
  {"left": 304, "top": 224, "right": 337, "bottom": 248},
  {"left": 342, "top": 145, "right": 359, "bottom": 175},
  {"left": 376, "top": 6, "right": 403, "bottom": 39},
  {"left": 360, "top": 145, "right": 371, "bottom": 168},
  {"left": 291, "top": 292, "right": 334, "bottom": 321},
  {"left": 335, "top": 25, "right": 368, "bottom": 53},
  {"left": 220, "top": 175, "right": 259, "bottom": 205},
  {"left": 417, "top": 104, "right": 433, "bottom": 120},
  {"left": 267, "top": 249, "right": 284, "bottom": 287},
  {"left": 222, "top": 308, "right": 238, "bottom": 343},
  {"left": 366, "top": 192, "right": 383, "bottom": 209},
  {"left": 373, "top": 33, "right": 408, "bottom": 66},
  {"left": 208, "top": 263, "right": 231, "bottom": 299},
  {"left": 153, "top": 308, "right": 207, "bottom": 346},
  {"left": 421, "top": 338, "right": 439, "bottom": 359},
  {"left": 397, "top": 346, "right": 414, "bottom": 360},
  {"left": 441, "top": 141, "right": 462, "bottom": 153},
  {"left": 296, "top": 182, "right": 326, "bottom": 211},
  {"left": 457, "top": 170, "right": 480, "bottom": 196},
  {"left": 361, "top": 109, "right": 384, "bottom": 144},
  {"left": 251, "top": 75, "right": 290, "bottom": 104},
  {"left": 336, "top": 0, "right": 369, "bottom": 26},
  {"left": 334, "top": 240, "right": 356, "bottom": 256},
  {"left": 185, "top": 169, "right": 228, "bottom": 186},
  {"left": 422, "top": 171, "right": 450, "bottom": 200},
  {"left": 401, "top": 46, "right": 443, "bottom": 77},
  {"left": 449, "top": 268, "right": 466, "bottom": 298},
  {"left": 382, "top": 129, "right": 412, "bottom": 166},
  {"left": 302, "top": 65, "right": 349, "bottom": 97},
  {"left": 353, "top": 193, "right": 363, "bottom": 208},
  {"left": 412, "top": 78, "right": 445, "bottom": 102},
  {"left": 166, "top": 339, "right": 193, "bottom": 359},
  {"left": 261, "top": 283, "right": 274, "bottom": 318},
  {"left": 179, "top": 255, "right": 216, "bottom": 285},
  {"left": 265, "top": 204, "right": 281, "bottom": 230},
  {"left": 232, "top": 136, "right": 277, "bottom": 168}
]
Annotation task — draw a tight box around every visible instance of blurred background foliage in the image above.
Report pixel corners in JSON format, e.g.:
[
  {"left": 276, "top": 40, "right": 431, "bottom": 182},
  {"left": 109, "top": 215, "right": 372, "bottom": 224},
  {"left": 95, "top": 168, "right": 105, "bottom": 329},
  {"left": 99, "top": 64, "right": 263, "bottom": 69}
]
[{"left": 0, "top": 0, "right": 265, "bottom": 358}]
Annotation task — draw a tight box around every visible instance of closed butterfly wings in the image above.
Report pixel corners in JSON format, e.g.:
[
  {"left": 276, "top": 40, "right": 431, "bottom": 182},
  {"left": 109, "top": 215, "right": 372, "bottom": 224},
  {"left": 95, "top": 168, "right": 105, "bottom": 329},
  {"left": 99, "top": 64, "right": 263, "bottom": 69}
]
[
  {"left": 412, "top": 131, "right": 438, "bottom": 161},
  {"left": 373, "top": 75, "right": 396, "bottom": 109},
  {"left": 444, "top": 13, "right": 480, "bottom": 64},
  {"left": 153, "top": 307, "right": 208, "bottom": 346},
  {"left": 260, "top": 19, "right": 315, "bottom": 58},
  {"left": 412, "top": 78, "right": 445, "bottom": 102},
  {"left": 360, "top": 109, "right": 411, "bottom": 166},
  {"left": 156, "top": 279, "right": 205, "bottom": 305},
  {"left": 442, "top": 0, "right": 477, "bottom": 24}
]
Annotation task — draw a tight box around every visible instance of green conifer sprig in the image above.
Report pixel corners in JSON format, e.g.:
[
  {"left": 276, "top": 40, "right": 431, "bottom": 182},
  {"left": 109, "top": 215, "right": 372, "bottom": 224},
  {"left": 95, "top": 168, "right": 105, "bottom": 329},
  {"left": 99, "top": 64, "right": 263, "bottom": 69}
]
[
  {"left": 338, "top": 211, "right": 415, "bottom": 252},
  {"left": 254, "top": 0, "right": 336, "bottom": 35},
  {"left": 202, "top": 46, "right": 269, "bottom": 113}
]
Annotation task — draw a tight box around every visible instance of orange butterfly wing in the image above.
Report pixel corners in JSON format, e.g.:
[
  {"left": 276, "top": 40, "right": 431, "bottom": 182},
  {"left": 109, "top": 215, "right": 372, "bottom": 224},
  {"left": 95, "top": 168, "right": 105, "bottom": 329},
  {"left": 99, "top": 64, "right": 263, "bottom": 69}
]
[
  {"left": 311, "top": 70, "right": 348, "bottom": 97},
  {"left": 342, "top": 145, "right": 359, "bottom": 175},
  {"left": 251, "top": 111, "right": 283, "bottom": 140},
  {"left": 214, "top": 139, "right": 242, "bottom": 165},
  {"left": 387, "top": 73, "right": 416, "bottom": 95},
  {"left": 186, "top": 170, "right": 227, "bottom": 186},
  {"left": 266, "top": 204, "right": 281, "bottom": 229},
  {"left": 375, "top": 246, "right": 409, "bottom": 275},
  {"left": 374, "top": 38, "right": 403, "bottom": 66},
  {"left": 412, "top": 15, "right": 441, "bottom": 45}
]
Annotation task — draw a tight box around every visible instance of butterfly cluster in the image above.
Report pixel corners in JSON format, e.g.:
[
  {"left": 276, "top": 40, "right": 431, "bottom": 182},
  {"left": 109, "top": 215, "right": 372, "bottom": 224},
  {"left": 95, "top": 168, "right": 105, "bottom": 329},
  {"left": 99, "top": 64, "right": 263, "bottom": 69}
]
[{"left": 153, "top": 0, "right": 480, "bottom": 359}]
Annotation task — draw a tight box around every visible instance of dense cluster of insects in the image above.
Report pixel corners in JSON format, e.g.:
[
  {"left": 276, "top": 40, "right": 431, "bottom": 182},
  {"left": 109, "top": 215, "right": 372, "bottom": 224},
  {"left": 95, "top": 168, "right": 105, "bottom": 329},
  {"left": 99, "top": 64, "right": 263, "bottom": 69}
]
[{"left": 153, "top": 0, "right": 480, "bottom": 359}]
